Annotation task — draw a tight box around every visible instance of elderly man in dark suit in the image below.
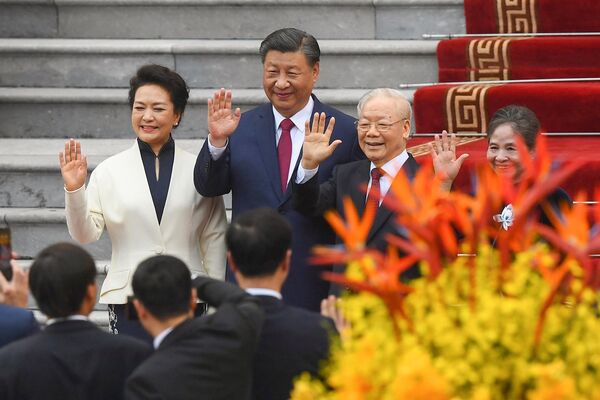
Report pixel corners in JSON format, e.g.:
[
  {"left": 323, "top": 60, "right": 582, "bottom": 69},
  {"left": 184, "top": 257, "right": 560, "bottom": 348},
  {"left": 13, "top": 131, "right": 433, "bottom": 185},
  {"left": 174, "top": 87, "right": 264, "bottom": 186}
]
[
  {"left": 0, "top": 243, "right": 151, "bottom": 400},
  {"left": 125, "top": 255, "right": 264, "bottom": 400},
  {"left": 194, "top": 28, "right": 364, "bottom": 312},
  {"left": 0, "top": 261, "right": 39, "bottom": 347},
  {"left": 227, "top": 208, "right": 336, "bottom": 400},
  {"left": 293, "top": 88, "right": 468, "bottom": 256}
]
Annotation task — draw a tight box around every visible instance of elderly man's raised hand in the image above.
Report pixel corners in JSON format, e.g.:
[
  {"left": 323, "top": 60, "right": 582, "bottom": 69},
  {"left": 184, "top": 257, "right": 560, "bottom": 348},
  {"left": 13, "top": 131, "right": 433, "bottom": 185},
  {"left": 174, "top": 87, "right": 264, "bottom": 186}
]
[
  {"left": 59, "top": 139, "right": 88, "bottom": 192},
  {"left": 301, "top": 112, "right": 341, "bottom": 170},
  {"left": 207, "top": 88, "right": 241, "bottom": 148},
  {"left": 0, "top": 260, "right": 29, "bottom": 308},
  {"left": 429, "top": 130, "right": 469, "bottom": 191}
]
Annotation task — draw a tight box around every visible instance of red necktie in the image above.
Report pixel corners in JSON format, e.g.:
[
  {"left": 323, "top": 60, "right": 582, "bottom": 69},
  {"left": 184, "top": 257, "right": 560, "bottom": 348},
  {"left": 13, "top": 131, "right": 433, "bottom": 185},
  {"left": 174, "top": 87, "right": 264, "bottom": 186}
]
[
  {"left": 278, "top": 118, "right": 294, "bottom": 193},
  {"left": 367, "top": 168, "right": 383, "bottom": 208}
]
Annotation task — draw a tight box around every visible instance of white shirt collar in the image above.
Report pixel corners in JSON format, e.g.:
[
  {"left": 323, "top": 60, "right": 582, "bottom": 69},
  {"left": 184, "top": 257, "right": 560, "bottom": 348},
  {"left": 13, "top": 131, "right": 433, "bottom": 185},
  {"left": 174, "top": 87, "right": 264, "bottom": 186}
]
[
  {"left": 153, "top": 327, "right": 174, "bottom": 349},
  {"left": 46, "top": 314, "right": 89, "bottom": 325},
  {"left": 272, "top": 96, "right": 315, "bottom": 134},
  {"left": 370, "top": 149, "right": 409, "bottom": 178},
  {"left": 245, "top": 288, "right": 282, "bottom": 299}
]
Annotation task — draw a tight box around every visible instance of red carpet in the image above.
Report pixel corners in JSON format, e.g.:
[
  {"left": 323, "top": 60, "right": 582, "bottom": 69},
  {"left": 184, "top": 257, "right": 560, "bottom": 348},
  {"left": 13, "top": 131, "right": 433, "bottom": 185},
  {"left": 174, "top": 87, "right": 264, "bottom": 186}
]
[
  {"left": 408, "top": 136, "right": 600, "bottom": 200},
  {"left": 464, "top": 0, "right": 600, "bottom": 34},
  {"left": 437, "top": 37, "right": 600, "bottom": 82},
  {"left": 413, "top": 82, "right": 600, "bottom": 135}
]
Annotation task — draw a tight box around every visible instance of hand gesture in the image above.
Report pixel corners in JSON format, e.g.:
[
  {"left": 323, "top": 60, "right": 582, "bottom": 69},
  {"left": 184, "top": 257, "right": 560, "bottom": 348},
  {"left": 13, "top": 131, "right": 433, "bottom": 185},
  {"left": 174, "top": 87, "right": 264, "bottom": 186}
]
[
  {"left": 428, "top": 130, "right": 469, "bottom": 191},
  {"left": 301, "top": 112, "right": 341, "bottom": 170},
  {"left": 59, "top": 139, "right": 88, "bottom": 191},
  {"left": 207, "top": 88, "right": 241, "bottom": 148},
  {"left": 321, "top": 295, "right": 348, "bottom": 336},
  {"left": 0, "top": 260, "right": 29, "bottom": 308}
]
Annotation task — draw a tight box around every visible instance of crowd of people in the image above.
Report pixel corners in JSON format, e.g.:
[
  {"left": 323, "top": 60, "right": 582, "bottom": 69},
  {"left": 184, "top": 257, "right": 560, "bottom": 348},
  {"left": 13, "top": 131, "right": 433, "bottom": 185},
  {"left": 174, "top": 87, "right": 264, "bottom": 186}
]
[{"left": 0, "top": 26, "right": 571, "bottom": 400}]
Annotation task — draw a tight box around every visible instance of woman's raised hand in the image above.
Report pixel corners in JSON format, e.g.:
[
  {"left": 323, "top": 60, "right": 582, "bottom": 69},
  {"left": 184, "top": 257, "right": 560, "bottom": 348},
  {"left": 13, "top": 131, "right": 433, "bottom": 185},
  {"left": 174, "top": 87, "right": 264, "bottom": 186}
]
[
  {"left": 429, "top": 130, "right": 469, "bottom": 191},
  {"left": 59, "top": 139, "right": 88, "bottom": 191},
  {"left": 207, "top": 88, "right": 241, "bottom": 148}
]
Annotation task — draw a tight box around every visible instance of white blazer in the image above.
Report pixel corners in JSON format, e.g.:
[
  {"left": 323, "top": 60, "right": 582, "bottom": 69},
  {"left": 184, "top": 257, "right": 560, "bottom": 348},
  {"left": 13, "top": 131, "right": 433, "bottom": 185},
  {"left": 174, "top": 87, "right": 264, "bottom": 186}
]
[{"left": 65, "top": 142, "right": 227, "bottom": 304}]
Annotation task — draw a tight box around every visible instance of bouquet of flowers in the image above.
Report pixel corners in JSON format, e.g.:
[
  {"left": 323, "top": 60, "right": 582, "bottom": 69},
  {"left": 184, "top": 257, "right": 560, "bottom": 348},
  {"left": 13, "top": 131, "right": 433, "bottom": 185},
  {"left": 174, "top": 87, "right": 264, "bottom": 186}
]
[{"left": 291, "top": 137, "right": 600, "bottom": 400}]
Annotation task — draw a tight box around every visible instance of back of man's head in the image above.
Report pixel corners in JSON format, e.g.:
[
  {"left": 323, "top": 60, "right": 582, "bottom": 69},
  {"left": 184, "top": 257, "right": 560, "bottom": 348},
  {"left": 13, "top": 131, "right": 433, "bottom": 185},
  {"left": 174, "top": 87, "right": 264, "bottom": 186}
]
[
  {"left": 29, "top": 242, "right": 96, "bottom": 319},
  {"left": 226, "top": 208, "right": 292, "bottom": 278},
  {"left": 132, "top": 255, "right": 191, "bottom": 321},
  {"left": 259, "top": 28, "right": 320, "bottom": 66}
]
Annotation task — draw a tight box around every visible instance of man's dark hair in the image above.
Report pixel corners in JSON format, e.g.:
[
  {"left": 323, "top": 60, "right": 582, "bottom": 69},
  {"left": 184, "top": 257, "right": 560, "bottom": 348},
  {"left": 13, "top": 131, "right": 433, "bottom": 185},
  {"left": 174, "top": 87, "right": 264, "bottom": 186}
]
[
  {"left": 226, "top": 208, "right": 292, "bottom": 277},
  {"left": 29, "top": 243, "right": 97, "bottom": 319},
  {"left": 132, "top": 255, "right": 191, "bottom": 320},
  {"left": 128, "top": 64, "right": 190, "bottom": 127},
  {"left": 259, "top": 28, "right": 320, "bottom": 66},
  {"left": 487, "top": 104, "right": 540, "bottom": 151}
]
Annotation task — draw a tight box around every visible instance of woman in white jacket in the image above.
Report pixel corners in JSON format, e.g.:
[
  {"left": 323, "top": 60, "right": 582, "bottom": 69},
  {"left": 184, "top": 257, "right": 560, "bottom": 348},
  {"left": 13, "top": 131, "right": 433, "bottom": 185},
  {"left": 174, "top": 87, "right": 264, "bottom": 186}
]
[{"left": 58, "top": 65, "right": 227, "bottom": 341}]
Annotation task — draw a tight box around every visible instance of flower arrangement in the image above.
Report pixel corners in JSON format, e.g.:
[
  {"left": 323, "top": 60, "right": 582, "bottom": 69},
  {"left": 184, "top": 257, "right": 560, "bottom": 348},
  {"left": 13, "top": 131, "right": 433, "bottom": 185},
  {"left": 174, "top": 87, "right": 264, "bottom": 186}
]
[{"left": 291, "top": 136, "right": 600, "bottom": 400}]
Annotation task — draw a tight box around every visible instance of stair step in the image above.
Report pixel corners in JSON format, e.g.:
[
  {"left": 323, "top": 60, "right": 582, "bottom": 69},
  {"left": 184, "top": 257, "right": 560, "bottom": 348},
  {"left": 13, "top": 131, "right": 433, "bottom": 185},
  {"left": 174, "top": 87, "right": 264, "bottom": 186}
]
[
  {"left": 1, "top": 88, "right": 411, "bottom": 139},
  {"left": 1, "top": 0, "right": 465, "bottom": 40},
  {"left": 0, "top": 39, "right": 438, "bottom": 88}
]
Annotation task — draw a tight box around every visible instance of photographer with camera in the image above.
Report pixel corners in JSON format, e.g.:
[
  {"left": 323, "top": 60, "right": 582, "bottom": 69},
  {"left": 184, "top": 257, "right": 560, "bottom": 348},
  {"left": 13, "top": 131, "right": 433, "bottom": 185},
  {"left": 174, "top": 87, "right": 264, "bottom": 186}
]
[
  {"left": 0, "top": 259, "right": 39, "bottom": 348},
  {"left": 126, "top": 255, "right": 264, "bottom": 400},
  {"left": 0, "top": 243, "right": 151, "bottom": 400}
]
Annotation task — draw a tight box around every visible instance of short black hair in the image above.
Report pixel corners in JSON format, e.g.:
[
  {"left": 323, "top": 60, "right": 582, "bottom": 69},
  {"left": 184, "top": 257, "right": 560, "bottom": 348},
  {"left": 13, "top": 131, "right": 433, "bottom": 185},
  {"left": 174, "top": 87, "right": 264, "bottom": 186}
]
[
  {"left": 132, "top": 255, "right": 191, "bottom": 321},
  {"left": 487, "top": 105, "right": 540, "bottom": 151},
  {"left": 128, "top": 64, "right": 190, "bottom": 127},
  {"left": 259, "top": 28, "right": 320, "bottom": 66},
  {"left": 29, "top": 243, "right": 97, "bottom": 319},
  {"left": 226, "top": 208, "right": 292, "bottom": 277}
]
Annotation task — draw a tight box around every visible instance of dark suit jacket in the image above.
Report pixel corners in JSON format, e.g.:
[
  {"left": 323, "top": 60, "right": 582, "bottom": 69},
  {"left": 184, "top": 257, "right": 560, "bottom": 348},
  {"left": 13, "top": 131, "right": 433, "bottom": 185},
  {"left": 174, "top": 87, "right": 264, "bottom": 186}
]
[
  {"left": 0, "top": 305, "right": 39, "bottom": 348},
  {"left": 0, "top": 319, "right": 151, "bottom": 400},
  {"left": 194, "top": 95, "right": 364, "bottom": 311},
  {"left": 125, "top": 277, "right": 265, "bottom": 400},
  {"left": 252, "top": 295, "right": 335, "bottom": 400},
  {"left": 293, "top": 154, "right": 420, "bottom": 252}
]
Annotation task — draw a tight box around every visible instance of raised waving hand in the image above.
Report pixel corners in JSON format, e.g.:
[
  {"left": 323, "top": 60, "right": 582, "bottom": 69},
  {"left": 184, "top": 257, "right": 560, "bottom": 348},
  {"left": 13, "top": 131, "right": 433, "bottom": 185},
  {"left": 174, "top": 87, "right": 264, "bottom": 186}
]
[
  {"left": 207, "top": 88, "right": 241, "bottom": 148},
  {"left": 428, "top": 130, "right": 469, "bottom": 191},
  {"left": 59, "top": 138, "right": 88, "bottom": 191},
  {"left": 301, "top": 112, "right": 340, "bottom": 170}
]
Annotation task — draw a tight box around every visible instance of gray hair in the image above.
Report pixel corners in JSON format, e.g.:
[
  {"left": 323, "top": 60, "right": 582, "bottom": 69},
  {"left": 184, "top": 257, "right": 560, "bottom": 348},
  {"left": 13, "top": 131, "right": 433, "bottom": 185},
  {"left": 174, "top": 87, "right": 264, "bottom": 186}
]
[{"left": 357, "top": 88, "right": 413, "bottom": 135}]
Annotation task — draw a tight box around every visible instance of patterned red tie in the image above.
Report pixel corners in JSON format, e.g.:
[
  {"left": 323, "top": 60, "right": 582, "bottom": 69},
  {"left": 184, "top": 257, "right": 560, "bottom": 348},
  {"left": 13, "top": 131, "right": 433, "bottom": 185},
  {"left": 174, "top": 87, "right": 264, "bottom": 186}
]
[
  {"left": 367, "top": 168, "right": 383, "bottom": 208},
  {"left": 278, "top": 118, "right": 294, "bottom": 193}
]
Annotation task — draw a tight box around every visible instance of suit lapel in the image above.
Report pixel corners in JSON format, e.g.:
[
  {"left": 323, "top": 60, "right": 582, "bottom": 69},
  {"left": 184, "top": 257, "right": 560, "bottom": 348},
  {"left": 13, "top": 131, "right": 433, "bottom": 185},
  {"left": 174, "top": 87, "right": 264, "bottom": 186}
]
[
  {"left": 254, "top": 107, "right": 284, "bottom": 201},
  {"left": 349, "top": 160, "right": 371, "bottom": 217},
  {"left": 367, "top": 154, "right": 419, "bottom": 243}
]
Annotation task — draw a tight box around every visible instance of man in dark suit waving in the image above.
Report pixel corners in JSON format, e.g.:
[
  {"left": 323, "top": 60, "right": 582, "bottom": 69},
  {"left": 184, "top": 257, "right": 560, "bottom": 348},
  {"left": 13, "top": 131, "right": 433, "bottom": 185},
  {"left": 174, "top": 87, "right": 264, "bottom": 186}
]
[
  {"left": 227, "top": 208, "right": 336, "bottom": 400},
  {"left": 293, "top": 88, "right": 469, "bottom": 291},
  {"left": 194, "top": 28, "right": 364, "bottom": 312},
  {"left": 125, "top": 255, "right": 264, "bottom": 400},
  {"left": 0, "top": 243, "right": 151, "bottom": 400}
]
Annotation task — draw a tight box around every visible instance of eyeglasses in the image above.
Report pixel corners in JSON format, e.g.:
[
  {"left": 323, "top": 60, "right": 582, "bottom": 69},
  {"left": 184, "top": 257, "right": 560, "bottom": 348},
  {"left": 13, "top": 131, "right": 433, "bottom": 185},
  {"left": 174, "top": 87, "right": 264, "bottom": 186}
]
[{"left": 355, "top": 119, "right": 406, "bottom": 134}]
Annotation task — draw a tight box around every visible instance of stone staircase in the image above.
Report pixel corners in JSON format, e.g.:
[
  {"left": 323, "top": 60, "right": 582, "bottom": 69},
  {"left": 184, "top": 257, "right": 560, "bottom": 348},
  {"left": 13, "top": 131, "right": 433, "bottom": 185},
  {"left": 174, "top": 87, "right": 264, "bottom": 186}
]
[{"left": 0, "top": 0, "right": 466, "bottom": 327}]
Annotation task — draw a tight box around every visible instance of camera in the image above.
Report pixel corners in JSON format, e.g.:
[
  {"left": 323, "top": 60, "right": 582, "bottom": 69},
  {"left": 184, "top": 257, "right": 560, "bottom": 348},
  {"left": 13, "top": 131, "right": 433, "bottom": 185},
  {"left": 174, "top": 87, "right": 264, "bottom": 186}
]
[{"left": 0, "top": 225, "right": 12, "bottom": 281}]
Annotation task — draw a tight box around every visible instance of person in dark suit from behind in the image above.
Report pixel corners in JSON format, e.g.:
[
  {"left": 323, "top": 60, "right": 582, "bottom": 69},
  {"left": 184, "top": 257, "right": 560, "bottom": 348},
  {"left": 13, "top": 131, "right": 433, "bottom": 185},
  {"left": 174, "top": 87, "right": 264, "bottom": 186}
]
[
  {"left": 194, "top": 28, "right": 364, "bottom": 312},
  {"left": 227, "top": 208, "right": 336, "bottom": 400},
  {"left": 125, "top": 255, "right": 264, "bottom": 400},
  {"left": 0, "top": 243, "right": 151, "bottom": 400},
  {"left": 0, "top": 260, "right": 39, "bottom": 347}
]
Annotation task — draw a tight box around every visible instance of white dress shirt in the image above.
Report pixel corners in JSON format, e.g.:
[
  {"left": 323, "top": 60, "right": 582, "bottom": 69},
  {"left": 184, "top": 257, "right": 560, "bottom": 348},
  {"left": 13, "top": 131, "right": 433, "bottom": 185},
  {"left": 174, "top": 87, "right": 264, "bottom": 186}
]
[
  {"left": 296, "top": 150, "right": 410, "bottom": 206},
  {"left": 153, "top": 326, "right": 174, "bottom": 349},
  {"left": 245, "top": 288, "right": 282, "bottom": 299}
]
